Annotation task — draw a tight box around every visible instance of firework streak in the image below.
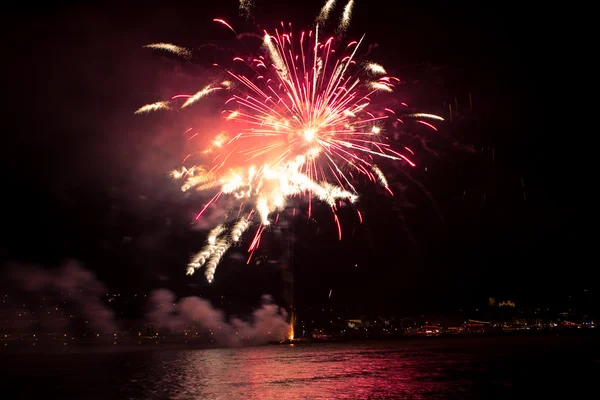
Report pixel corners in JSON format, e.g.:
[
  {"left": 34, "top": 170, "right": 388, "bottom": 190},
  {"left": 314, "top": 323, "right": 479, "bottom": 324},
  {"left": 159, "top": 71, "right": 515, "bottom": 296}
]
[{"left": 136, "top": 1, "right": 443, "bottom": 282}]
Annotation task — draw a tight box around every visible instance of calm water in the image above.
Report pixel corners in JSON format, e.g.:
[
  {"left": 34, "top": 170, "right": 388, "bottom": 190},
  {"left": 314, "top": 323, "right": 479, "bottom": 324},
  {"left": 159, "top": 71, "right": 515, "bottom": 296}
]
[{"left": 1, "top": 335, "right": 598, "bottom": 399}]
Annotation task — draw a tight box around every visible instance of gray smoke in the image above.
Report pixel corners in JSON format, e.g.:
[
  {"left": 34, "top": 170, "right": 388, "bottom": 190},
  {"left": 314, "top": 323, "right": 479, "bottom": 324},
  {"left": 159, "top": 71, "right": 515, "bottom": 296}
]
[
  {"left": 2, "top": 260, "right": 117, "bottom": 333},
  {"left": 146, "top": 289, "right": 289, "bottom": 346}
]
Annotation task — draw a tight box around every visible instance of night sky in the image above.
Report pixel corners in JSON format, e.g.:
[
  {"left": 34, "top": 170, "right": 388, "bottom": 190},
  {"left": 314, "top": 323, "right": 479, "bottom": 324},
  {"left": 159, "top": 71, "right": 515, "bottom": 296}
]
[{"left": 2, "top": 1, "right": 586, "bottom": 316}]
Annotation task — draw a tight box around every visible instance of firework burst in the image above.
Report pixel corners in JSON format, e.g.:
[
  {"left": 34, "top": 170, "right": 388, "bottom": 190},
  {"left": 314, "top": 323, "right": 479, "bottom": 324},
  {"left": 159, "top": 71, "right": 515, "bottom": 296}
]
[{"left": 136, "top": 0, "right": 443, "bottom": 283}]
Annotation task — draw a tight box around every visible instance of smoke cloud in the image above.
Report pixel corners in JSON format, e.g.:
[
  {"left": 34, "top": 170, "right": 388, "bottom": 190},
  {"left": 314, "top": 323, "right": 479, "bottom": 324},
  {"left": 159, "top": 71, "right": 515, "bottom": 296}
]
[
  {"left": 146, "top": 289, "right": 289, "bottom": 346},
  {"left": 2, "top": 261, "right": 290, "bottom": 347},
  {"left": 1, "top": 260, "right": 117, "bottom": 334}
]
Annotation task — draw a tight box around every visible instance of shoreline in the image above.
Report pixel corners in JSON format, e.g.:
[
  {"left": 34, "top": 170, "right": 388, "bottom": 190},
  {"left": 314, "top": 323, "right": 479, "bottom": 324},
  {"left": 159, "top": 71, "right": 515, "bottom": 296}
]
[{"left": 1, "top": 329, "right": 597, "bottom": 355}]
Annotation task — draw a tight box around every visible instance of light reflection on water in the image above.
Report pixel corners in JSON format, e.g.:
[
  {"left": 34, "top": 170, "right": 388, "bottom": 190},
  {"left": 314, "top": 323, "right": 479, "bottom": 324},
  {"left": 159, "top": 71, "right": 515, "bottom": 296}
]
[
  {"left": 2, "top": 337, "right": 598, "bottom": 399},
  {"left": 106, "top": 343, "right": 475, "bottom": 399},
  {"left": 151, "top": 345, "right": 466, "bottom": 399}
]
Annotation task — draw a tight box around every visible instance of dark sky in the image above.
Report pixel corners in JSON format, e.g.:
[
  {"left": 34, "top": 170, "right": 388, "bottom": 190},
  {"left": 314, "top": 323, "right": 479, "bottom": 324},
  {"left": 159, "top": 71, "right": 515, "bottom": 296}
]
[{"left": 1, "top": 0, "right": 586, "bottom": 315}]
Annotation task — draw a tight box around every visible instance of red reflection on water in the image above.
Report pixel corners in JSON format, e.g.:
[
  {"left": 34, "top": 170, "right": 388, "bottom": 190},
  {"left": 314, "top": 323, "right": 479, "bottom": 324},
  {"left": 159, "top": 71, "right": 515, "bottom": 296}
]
[{"left": 174, "top": 344, "right": 443, "bottom": 399}]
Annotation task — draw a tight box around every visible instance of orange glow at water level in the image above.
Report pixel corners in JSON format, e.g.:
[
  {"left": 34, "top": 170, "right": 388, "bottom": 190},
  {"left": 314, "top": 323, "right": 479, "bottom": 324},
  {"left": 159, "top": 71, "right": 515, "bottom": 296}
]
[{"left": 288, "top": 311, "right": 295, "bottom": 341}]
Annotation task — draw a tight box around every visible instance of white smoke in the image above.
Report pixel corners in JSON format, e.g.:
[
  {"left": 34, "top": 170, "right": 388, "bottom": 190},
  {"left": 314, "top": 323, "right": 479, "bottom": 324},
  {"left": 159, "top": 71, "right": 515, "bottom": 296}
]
[
  {"left": 146, "top": 289, "right": 289, "bottom": 346},
  {"left": 2, "top": 260, "right": 117, "bottom": 333}
]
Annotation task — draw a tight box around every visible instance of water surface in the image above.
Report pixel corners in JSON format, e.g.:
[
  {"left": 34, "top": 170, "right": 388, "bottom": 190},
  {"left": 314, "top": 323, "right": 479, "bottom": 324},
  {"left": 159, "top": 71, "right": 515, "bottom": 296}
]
[{"left": 2, "top": 335, "right": 597, "bottom": 399}]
